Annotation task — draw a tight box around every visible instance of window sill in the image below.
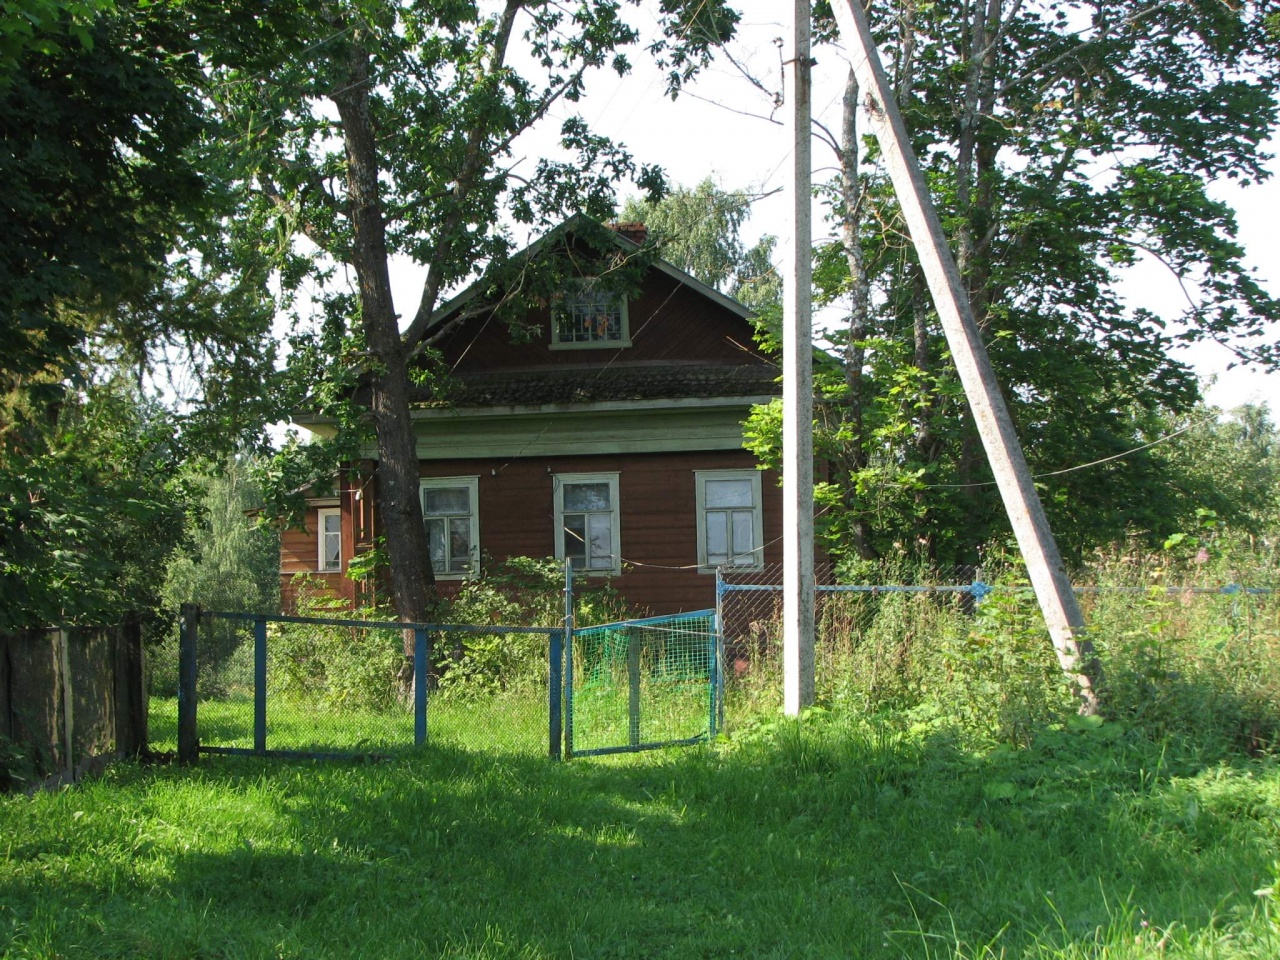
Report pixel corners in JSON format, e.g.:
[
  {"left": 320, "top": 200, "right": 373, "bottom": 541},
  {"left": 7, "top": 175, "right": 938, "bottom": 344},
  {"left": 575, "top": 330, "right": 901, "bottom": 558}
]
[
  {"left": 549, "top": 339, "right": 632, "bottom": 351},
  {"left": 697, "top": 564, "right": 764, "bottom": 575}
]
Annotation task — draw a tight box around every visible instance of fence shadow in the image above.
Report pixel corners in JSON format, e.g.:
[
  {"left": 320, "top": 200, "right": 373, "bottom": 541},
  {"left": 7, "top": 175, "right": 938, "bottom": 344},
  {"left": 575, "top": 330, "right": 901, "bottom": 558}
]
[{"left": 6, "top": 721, "right": 1277, "bottom": 958}]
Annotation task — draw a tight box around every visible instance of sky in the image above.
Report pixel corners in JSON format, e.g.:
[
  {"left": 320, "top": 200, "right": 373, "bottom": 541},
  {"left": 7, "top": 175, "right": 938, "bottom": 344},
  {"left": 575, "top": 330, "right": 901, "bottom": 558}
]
[{"left": 389, "top": 1, "right": 1279, "bottom": 414}]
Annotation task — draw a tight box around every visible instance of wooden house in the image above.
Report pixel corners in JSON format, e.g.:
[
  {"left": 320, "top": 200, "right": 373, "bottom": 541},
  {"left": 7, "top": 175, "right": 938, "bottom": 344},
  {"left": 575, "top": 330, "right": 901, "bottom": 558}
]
[{"left": 279, "top": 216, "right": 784, "bottom": 615}]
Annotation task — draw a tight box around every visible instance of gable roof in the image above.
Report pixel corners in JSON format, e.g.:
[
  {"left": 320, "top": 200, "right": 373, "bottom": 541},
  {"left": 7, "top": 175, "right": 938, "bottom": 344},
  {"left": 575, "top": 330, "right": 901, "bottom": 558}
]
[{"left": 422, "top": 213, "right": 755, "bottom": 336}]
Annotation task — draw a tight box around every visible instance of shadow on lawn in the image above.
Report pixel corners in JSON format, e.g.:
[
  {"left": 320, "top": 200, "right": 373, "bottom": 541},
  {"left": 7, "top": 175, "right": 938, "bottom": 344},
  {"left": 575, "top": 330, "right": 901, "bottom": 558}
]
[{"left": 124, "top": 721, "right": 1275, "bottom": 959}]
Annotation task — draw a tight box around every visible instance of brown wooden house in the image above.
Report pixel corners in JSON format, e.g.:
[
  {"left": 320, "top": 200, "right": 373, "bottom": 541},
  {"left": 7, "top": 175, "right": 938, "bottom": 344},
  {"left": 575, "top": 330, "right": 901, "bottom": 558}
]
[{"left": 279, "top": 216, "right": 784, "bottom": 615}]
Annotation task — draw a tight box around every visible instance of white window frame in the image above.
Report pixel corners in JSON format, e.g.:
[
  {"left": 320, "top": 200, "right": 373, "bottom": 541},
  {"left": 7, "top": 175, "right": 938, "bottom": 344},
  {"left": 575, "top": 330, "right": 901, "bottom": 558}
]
[
  {"left": 695, "top": 469, "right": 764, "bottom": 573},
  {"left": 420, "top": 476, "right": 480, "bottom": 580},
  {"left": 549, "top": 280, "right": 631, "bottom": 350},
  {"left": 317, "top": 507, "right": 342, "bottom": 573},
  {"left": 554, "top": 472, "right": 621, "bottom": 575}
]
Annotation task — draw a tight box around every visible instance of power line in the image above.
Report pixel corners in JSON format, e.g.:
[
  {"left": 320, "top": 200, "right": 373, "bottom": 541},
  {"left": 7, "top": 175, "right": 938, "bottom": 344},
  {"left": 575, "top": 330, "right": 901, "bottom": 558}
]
[{"left": 918, "top": 415, "right": 1211, "bottom": 490}]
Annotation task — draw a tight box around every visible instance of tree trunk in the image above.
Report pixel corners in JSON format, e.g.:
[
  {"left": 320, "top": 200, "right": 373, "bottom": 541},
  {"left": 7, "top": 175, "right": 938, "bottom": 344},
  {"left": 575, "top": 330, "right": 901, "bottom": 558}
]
[
  {"left": 331, "top": 36, "right": 436, "bottom": 625},
  {"left": 838, "top": 67, "right": 879, "bottom": 562}
]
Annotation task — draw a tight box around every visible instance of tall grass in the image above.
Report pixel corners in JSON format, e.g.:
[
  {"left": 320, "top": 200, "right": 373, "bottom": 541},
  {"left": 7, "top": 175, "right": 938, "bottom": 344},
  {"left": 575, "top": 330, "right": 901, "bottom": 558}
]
[{"left": 724, "top": 548, "right": 1280, "bottom": 752}]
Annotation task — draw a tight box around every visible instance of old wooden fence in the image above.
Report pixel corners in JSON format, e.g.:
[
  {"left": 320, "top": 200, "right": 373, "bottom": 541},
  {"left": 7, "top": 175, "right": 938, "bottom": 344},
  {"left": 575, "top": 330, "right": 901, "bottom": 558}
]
[{"left": 0, "top": 618, "right": 146, "bottom": 790}]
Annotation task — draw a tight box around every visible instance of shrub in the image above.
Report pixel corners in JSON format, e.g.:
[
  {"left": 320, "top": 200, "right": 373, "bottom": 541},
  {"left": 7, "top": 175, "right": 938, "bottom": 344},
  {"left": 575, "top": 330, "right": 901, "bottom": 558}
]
[
  {"left": 266, "top": 576, "right": 404, "bottom": 711},
  {"left": 434, "top": 557, "right": 632, "bottom": 696}
]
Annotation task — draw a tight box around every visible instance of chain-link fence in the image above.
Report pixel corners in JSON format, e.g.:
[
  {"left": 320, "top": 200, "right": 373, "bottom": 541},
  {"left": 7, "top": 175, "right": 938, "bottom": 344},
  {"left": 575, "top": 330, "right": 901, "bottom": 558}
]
[
  {"left": 177, "top": 608, "right": 561, "bottom": 759},
  {"left": 716, "top": 563, "right": 1280, "bottom": 732},
  {"left": 567, "top": 610, "right": 717, "bottom": 757}
]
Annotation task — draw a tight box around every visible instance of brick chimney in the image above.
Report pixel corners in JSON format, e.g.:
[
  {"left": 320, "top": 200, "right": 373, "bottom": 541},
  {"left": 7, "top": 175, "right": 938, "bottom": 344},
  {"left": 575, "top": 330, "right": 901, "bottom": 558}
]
[{"left": 609, "top": 221, "right": 648, "bottom": 245}]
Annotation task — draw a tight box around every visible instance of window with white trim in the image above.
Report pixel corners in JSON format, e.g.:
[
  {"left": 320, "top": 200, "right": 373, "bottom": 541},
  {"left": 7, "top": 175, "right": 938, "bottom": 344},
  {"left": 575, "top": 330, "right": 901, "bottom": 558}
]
[
  {"left": 317, "top": 507, "right": 342, "bottom": 572},
  {"left": 554, "top": 472, "right": 620, "bottom": 574},
  {"left": 695, "top": 470, "right": 763, "bottom": 571},
  {"left": 421, "top": 477, "right": 480, "bottom": 578},
  {"left": 551, "top": 280, "right": 630, "bottom": 348}
]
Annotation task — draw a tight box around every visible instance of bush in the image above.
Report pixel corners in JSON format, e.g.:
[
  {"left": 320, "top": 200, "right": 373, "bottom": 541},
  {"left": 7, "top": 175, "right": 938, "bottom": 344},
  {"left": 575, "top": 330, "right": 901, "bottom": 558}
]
[
  {"left": 266, "top": 578, "right": 404, "bottom": 711},
  {"left": 434, "top": 557, "right": 632, "bottom": 696}
]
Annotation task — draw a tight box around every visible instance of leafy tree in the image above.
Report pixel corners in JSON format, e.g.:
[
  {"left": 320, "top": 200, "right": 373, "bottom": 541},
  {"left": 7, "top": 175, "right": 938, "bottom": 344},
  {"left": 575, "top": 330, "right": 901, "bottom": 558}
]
[
  {"left": 0, "top": 1, "right": 277, "bottom": 415},
  {"left": 0, "top": 0, "right": 112, "bottom": 79},
  {"left": 620, "top": 177, "right": 780, "bottom": 310},
  {"left": 203, "top": 1, "right": 740, "bottom": 623},
  {"left": 163, "top": 459, "right": 280, "bottom": 617},
  {"left": 0, "top": 371, "right": 191, "bottom": 633},
  {"left": 0, "top": 2, "right": 281, "bottom": 630},
  {"left": 750, "top": 0, "right": 1280, "bottom": 571},
  {"left": 1163, "top": 402, "right": 1280, "bottom": 542}
]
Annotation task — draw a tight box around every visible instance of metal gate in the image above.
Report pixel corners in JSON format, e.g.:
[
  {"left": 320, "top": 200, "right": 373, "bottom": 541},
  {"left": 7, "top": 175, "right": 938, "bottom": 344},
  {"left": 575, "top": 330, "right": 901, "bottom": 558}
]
[{"left": 564, "top": 610, "right": 720, "bottom": 757}]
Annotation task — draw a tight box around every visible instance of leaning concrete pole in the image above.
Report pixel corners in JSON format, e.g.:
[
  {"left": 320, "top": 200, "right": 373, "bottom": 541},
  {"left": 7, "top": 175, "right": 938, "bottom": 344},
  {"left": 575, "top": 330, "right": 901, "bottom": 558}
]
[
  {"left": 783, "top": 0, "right": 816, "bottom": 715},
  {"left": 830, "top": 0, "right": 1099, "bottom": 712}
]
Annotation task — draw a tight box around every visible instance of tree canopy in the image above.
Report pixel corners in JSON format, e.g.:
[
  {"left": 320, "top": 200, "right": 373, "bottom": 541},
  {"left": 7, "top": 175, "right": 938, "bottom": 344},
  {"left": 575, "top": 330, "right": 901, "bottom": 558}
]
[
  {"left": 0, "top": 1, "right": 279, "bottom": 631},
  {"left": 202, "top": 0, "right": 740, "bottom": 622},
  {"left": 620, "top": 177, "right": 780, "bottom": 310},
  {"left": 746, "top": 0, "right": 1280, "bottom": 572}
]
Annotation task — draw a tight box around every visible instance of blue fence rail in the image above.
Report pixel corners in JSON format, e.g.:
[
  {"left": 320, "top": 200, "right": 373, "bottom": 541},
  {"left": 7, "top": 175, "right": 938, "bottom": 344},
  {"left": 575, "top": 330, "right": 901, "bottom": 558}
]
[
  {"left": 175, "top": 564, "right": 723, "bottom": 763},
  {"left": 177, "top": 604, "right": 564, "bottom": 762}
]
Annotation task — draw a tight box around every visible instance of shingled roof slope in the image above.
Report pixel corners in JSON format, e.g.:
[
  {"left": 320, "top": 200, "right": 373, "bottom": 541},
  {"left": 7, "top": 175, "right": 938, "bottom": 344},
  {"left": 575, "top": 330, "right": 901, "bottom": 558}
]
[{"left": 410, "top": 361, "right": 779, "bottom": 408}]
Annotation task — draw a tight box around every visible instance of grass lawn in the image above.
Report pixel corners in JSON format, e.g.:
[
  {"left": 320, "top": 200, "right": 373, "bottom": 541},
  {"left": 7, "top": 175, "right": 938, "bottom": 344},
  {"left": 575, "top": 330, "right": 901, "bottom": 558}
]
[
  {"left": 3, "top": 711, "right": 1280, "bottom": 958},
  {"left": 147, "top": 678, "right": 714, "bottom": 760}
]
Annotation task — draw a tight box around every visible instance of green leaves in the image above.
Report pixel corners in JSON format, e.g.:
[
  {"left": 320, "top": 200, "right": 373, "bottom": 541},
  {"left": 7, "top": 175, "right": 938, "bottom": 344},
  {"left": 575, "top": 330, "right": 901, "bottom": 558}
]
[
  {"left": 790, "top": 0, "right": 1280, "bottom": 570},
  {"left": 0, "top": 375, "right": 192, "bottom": 632}
]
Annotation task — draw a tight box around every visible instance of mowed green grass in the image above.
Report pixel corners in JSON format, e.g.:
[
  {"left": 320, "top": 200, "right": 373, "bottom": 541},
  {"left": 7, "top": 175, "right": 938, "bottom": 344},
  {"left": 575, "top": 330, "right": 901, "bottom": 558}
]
[
  {"left": 148, "top": 679, "right": 714, "bottom": 760},
  {"left": 4, "top": 712, "right": 1280, "bottom": 959}
]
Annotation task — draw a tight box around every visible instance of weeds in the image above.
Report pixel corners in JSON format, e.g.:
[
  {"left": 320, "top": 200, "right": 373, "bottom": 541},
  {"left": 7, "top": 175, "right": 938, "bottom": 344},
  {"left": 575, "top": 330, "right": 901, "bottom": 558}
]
[{"left": 723, "top": 547, "right": 1280, "bottom": 753}]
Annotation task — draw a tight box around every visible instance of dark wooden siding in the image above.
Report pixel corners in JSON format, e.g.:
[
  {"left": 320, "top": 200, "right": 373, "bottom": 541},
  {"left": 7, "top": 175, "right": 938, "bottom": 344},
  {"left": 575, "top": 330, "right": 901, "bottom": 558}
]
[
  {"left": 434, "top": 273, "right": 768, "bottom": 373},
  {"left": 420, "top": 451, "right": 782, "bottom": 615}
]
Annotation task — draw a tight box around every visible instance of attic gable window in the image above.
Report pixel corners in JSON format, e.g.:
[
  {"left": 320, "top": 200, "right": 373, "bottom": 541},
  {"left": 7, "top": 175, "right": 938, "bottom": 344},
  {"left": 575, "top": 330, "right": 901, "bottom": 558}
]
[{"left": 551, "top": 280, "right": 631, "bottom": 349}]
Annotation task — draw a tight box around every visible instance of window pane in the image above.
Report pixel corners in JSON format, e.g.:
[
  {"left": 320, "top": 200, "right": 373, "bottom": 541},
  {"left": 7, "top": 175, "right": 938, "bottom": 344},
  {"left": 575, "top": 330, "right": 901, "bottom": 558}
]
[
  {"left": 731, "top": 510, "right": 756, "bottom": 565},
  {"left": 586, "top": 513, "right": 612, "bottom": 569},
  {"left": 427, "top": 518, "right": 446, "bottom": 573},
  {"left": 563, "top": 514, "right": 587, "bottom": 567},
  {"left": 558, "top": 287, "right": 623, "bottom": 343},
  {"left": 705, "top": 479, "right": 753, "bottom": 508},
  {"left": 563, "top": 482, "right": 611, "bottom": 511},
  {"left": 423, "top": 487, "right": 469, "bottom": 515},
  {"left": 448, "top": 517, "right": 471, "bottom": 573},
  {"left": 323, "top": 513, "right": 342, "bottom": 534},
  {"left": 705, "top": 511, "right": 729, "bottom": 565},
  {"left": 323, "top": 535, "right": 340, "bottom": 570}
]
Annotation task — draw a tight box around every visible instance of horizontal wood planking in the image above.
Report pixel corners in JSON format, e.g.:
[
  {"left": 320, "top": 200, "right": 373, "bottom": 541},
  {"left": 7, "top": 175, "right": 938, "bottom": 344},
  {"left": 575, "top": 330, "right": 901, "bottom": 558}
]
[
  {"left": 435, "top": 275, "right": 770, "bottom": 371},
  {"left": 280, "top": 455, "right": 800, "bottom": 616},
  {"left": 422, "top": 451, "right": 783, "bottom": 615}
]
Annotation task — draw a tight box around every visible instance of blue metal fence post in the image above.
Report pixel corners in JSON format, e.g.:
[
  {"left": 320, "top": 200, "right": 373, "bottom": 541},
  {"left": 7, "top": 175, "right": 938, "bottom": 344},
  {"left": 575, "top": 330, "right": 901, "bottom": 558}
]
[
  {"left": 414, "top": 627, "right": 428, "bottom": 746},
  {"left": 177, "top": 604, "right": 200, "bottom": 764},
  {"left": 564, "top": 559, "right": 574, "bottom": 759},
  {"left": 715, "top": 568, "right": 726, "bottom": 734},
  {"left": 627, "top": 630, "right": 641, "bottom": 747},
  {"left": 548, "top": 630, "right": 563, "bottom": 761},
  {"left": 253, "top": 617, "right": 267, "bottom": 754}
]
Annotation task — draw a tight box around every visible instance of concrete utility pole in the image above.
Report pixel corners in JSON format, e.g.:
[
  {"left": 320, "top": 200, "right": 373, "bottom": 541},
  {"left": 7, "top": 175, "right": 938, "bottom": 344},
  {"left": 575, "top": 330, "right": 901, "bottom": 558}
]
[
  {"left": 829, "top": 0, "right": 1099, "bottom": 711},
  {"left": 783, "top": 0, "right": 816, "bottom": 715}
]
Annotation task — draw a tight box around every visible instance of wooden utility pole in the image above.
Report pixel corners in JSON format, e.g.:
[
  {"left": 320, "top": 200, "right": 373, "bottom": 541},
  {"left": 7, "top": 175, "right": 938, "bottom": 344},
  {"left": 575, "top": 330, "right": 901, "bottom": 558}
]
[
  {"left": 829, "top": 0, "right": 1099, "bottom": 711},
  {"left": 783, "top": 0, "right": 816, "bottom": 715}
]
